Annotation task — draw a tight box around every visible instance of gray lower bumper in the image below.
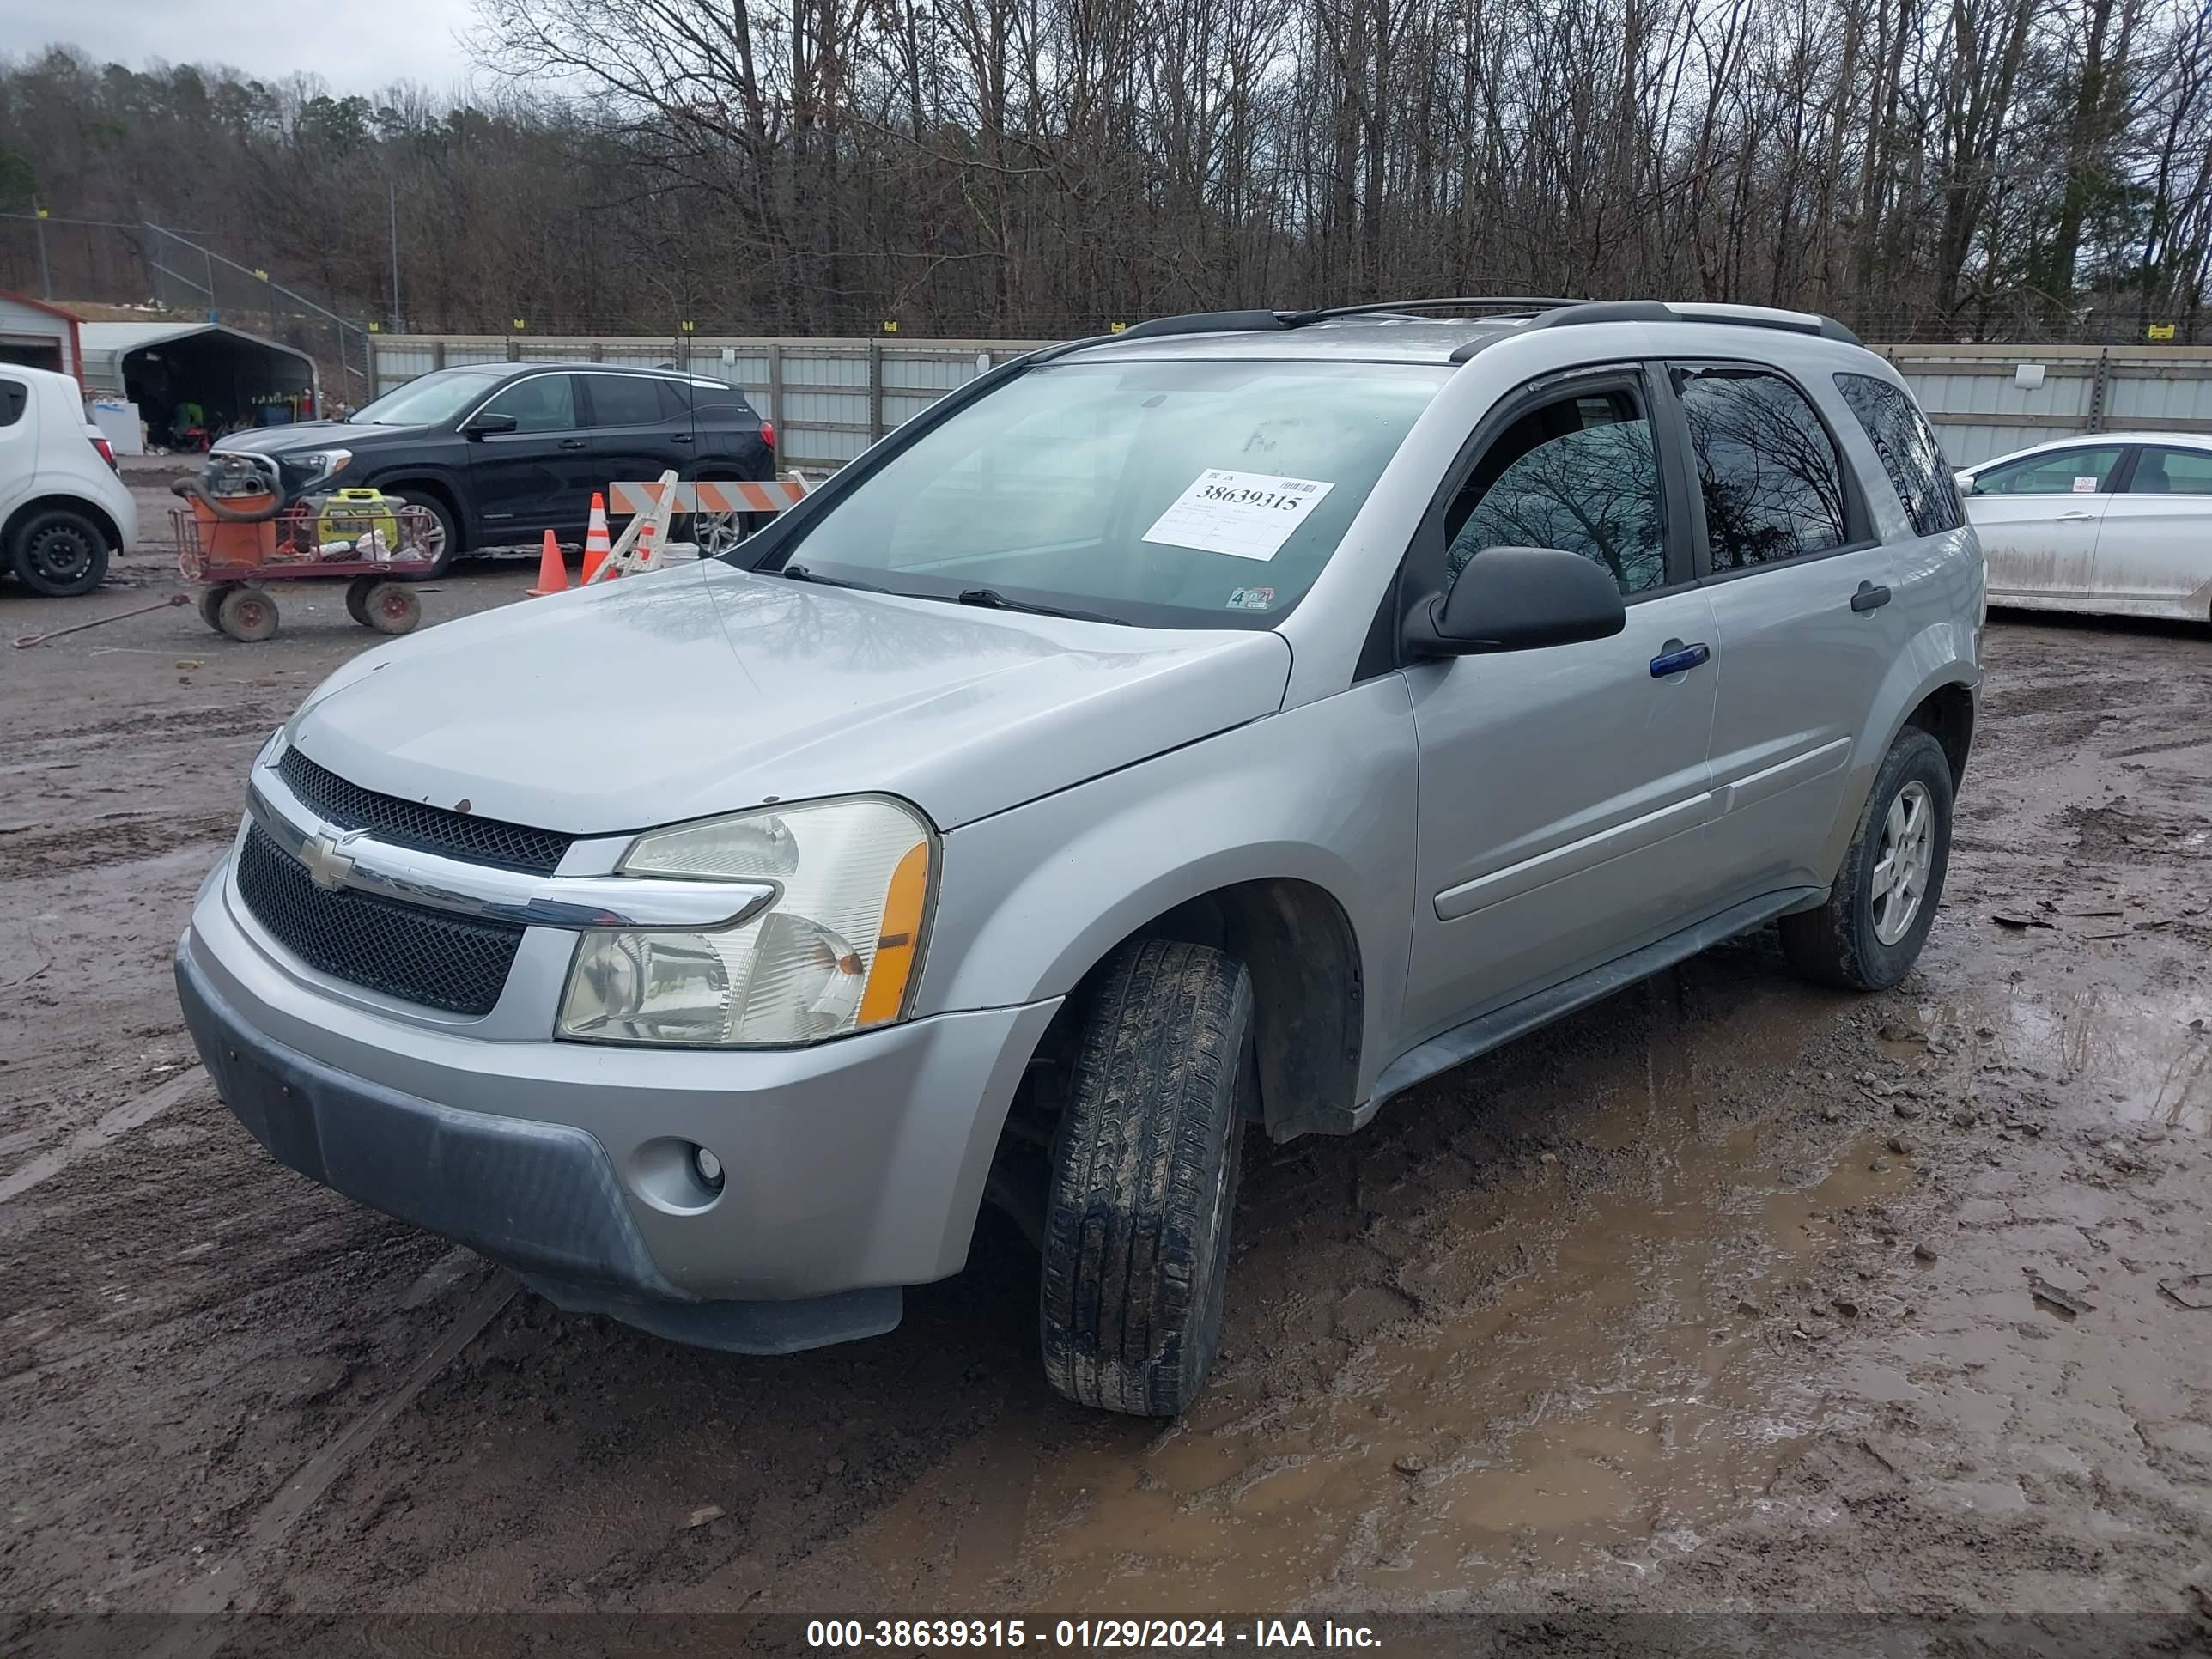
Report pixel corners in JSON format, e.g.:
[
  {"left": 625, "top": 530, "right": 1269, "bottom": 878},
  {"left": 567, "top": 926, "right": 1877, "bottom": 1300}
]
[{"left": 178, "top": 947, "right": 902, "bottom": 1353}]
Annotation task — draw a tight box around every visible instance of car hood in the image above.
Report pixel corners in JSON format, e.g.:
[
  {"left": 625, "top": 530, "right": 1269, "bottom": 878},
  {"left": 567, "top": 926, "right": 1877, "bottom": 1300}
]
[
  {"left": 284, "top": 561, "right": 1292, "bottom": 834},
  {"left": 214, "top": 421, "right": 427, "bottom": 456}
]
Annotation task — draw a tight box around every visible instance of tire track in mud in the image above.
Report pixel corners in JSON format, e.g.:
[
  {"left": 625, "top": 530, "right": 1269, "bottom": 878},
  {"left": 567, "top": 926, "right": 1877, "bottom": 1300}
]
[{"left": 0, "top": 811, "right": 240, "bottom": 881}]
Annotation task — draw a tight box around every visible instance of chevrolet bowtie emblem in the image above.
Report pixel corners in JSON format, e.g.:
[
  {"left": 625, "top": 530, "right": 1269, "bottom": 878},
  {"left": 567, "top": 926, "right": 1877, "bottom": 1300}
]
[{"left": 299, "top": 828, "right": 368, "bottom": 892}]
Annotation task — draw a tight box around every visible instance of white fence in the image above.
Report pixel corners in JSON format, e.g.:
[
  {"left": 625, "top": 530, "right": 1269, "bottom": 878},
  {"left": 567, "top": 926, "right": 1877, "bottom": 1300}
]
[{"left": 369, "top": 333, "right": 2212, "bottom": 473}]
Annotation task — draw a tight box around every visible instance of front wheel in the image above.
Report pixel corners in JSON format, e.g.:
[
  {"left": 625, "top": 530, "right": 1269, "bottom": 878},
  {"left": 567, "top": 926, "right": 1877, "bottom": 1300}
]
[
  {"left": 10, "top": 507, "right": 112, "bottom": 597},
  {"left": 382, "top": 492, "right": 458, "bottom": 580},
  {"left": 1041, "top": 939, "right": 1252, "bottom": 1417},
  {"left": 1780, "top": 727, "right": 1954, "bottom": 991}
]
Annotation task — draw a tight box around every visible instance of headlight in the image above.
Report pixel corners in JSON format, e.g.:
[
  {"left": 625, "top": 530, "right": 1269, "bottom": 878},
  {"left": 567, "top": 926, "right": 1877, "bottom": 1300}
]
[
  {"left": 557, "top": 796, "right": 933, "bottom": 1047},
  {"left": 289, "top": 448, "right": 353, "bottom": 483}
]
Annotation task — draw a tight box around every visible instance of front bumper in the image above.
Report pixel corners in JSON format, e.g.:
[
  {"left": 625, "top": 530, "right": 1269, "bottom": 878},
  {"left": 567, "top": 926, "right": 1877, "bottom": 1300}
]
[{"left": 177, "top": 852, "right": 1060, "bottom": 1352}]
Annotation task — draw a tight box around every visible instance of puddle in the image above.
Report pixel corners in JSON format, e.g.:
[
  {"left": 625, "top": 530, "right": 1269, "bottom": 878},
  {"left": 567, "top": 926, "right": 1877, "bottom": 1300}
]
[
  {"left": 1011, "top": 975, "right": 1916, "bottom": 1610},
  {"left": 852, "top": 947, "right": 2205, "bottom": 1613},
  {"left": 1933, "top": 984, "right": 2211, "bottom": 1135}
]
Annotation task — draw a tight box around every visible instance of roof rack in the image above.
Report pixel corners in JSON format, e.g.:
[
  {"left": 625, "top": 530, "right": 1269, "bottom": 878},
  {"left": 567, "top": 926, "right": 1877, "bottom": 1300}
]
[
  {"left": 1522, "top": 300, "right": 1863, "bottom": 345},
  {"left": 1074, "top": 295, "right": 1863, "bottom": 360},
  {"left": 1279, "top": 296, "right": 1583, "bottom": 324}
]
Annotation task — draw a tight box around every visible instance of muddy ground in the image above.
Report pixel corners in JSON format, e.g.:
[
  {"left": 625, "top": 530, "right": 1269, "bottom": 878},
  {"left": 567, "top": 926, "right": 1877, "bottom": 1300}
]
[{"left": 2, "top": 484, "right": 2208, "bottom": 1650}]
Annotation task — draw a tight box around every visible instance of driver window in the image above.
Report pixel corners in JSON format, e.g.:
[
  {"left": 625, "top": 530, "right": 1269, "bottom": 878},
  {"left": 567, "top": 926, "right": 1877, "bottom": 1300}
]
[
  {"left": 1444, "top": 388, "right": 1667, "bottom": 596},
  {"left": 480, "top": 374, "right": 578, "bottom": 434}
]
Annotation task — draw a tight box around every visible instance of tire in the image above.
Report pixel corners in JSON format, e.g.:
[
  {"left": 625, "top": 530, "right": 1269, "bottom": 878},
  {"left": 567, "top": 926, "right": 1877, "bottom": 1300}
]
[
  {"left": 681, "top": 490, "right": 762, "bottom": 557},
  {"left": 1041, "top": 939, "right": 1252, "bottom": 1417},
  {"left": 359, "top": 580, "right": 421, "bottom": 635},
  {"left": 343, "top": 575, "right": 376, "bottom": 625},
  {"left": 1780, "top": 727, "right": 1954, "bottom": 991},
  {"left": 215, "top": 585, "right": 279, "bottom": 643},
  {"left": 382, "top": 491, "right": 458, "bottom": 579},
  {"left": 9, "top": 506, "right": 112, "bottom": 597},
  {"left": 198, "top": 583, "right": 239, "bottom": 633}
]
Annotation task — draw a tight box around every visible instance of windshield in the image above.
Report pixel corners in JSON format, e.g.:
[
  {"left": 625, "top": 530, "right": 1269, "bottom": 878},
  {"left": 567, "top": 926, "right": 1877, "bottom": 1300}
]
[
  {"left": 349, "top": 368, "right": 502, "bottom": 427},
  {"left": 767, "top": 359, "right": 1448, "bottom": 627}
]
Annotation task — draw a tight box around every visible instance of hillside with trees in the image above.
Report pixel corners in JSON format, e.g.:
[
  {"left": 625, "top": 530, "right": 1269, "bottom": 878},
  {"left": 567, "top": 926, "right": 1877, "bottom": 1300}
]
[{"left": 3, "top": 0, "right": 2209, "bottom": 342}]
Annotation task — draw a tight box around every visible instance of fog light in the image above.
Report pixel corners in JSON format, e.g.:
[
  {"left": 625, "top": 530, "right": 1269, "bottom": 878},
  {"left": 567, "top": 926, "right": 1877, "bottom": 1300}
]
[{"left": 693, "top": 1146, "right": 725, "bottom": 1189}]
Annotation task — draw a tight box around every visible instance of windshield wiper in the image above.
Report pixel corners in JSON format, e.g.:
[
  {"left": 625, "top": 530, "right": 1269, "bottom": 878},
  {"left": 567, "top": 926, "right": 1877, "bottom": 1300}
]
[
  {"left": 951, "top": 587, "right": 1127, "bottom": 626},
  {"left": 776, "top": 562, "right": 893, "bottom": 593}
]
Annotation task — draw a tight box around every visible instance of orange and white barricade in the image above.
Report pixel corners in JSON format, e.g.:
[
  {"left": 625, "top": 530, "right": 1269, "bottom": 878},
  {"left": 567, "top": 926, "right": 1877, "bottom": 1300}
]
[{"left": 587, "top": 474, "right": 812, "bottom": 583}]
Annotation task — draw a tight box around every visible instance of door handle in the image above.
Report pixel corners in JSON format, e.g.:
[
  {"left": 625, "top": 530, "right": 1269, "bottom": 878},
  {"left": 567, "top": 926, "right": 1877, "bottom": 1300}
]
[
  {"left": 670, "top": 433, "right": 696, "bottom": 443},
  {"left": 1649, "top": 641, "right": 1711, "bottom": 678},
  {"left": 1851, "top": 580, "right": 1893, "bottom": 613},
  {"left": 557, "top": 438, "right": 587, "bottom": 450},
  {"left": 2056, "top": 509, "right": 2096, "bottom": 522}
]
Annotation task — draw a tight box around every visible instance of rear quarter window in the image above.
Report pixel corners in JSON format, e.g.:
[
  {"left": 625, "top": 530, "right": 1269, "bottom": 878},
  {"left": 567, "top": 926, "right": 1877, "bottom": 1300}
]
[
  {"left": 0, "top": 378, "right": 27, "bottom": 427},
  {"left": 1835, "top": 373, "right": 1964, "bottom": 537}
]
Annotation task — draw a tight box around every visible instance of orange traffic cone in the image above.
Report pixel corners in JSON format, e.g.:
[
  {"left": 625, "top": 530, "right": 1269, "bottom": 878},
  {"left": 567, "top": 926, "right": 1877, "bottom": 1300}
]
[
  {"left": 528, "top": 528, "right": 568, "bottom": 595},
  {"left": 581, "top": 493, "right": 613, "bottom": 584},
  {"left": 633, "top": 514, "right": 659, "bottom": 574}
]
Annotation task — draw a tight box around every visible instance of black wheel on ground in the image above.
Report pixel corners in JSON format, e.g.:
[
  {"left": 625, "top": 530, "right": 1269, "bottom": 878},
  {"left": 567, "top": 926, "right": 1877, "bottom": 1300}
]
[
  {"left": 215, "top": 585, "right": 279, "bottom": 642},
  {"left": 344, "top": 574, "right": 376, "bottom": 625},
  {"left": 360, "top": 580, "right": 421, "bottom": 635},
  {"left": 1040, "top": 938, "right": 1252, "bottom": 1417},
  {"left": 1780, "top": 727, "right": 1954, "bottom": 992},
  {"left": 382, "top": 491, "right": 458, "bottom": 579},
  {"left": 198, "top": 583, "right": 239, "bottom": 633},
  {"left": 9, "top": 506, "right": 111, "bottom": 597}
]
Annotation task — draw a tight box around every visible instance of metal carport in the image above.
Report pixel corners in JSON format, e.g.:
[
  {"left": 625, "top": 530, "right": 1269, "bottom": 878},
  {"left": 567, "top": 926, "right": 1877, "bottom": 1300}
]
[{"left": 80, "top": 321, "right": 319, "bottom": 449}]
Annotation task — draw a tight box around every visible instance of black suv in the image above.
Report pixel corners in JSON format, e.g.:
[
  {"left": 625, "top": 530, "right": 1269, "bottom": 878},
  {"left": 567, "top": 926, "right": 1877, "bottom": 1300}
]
[{"left": 209, "top": 362, "right": 775, "bottom": 574}]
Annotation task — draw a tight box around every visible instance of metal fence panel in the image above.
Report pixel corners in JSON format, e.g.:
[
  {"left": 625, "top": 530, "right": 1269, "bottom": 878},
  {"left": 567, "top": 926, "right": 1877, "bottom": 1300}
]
[{"left": 370, "top": 334, "right": 2212, "bottom": 473}]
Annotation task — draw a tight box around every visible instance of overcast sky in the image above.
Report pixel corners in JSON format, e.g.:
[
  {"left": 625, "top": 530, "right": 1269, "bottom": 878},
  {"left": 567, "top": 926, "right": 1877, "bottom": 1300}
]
[{"left": 13, "top": 0, "right": 483, "bottom": 95}]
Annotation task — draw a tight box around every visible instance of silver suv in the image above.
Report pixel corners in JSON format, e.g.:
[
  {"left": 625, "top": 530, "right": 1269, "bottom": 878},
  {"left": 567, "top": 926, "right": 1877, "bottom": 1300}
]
[{"left": 176, "top": 300, "right": 1983, "bottom": 1416}]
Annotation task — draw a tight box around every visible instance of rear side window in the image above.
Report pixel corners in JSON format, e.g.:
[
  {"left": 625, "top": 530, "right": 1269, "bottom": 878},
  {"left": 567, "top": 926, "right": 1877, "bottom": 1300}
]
[
  {"left": 1835, "top": 374, "right": 1964, "bottom": 536},
  {"left": 2127, "top": 446, "right": 2212, "bottom": 495},
  {"left": 584, "top": 374, "right": 666, "bottom": 428},
  {"left": 0, "top": 378, "right": 26, "bottom": 427},
  {"left": 1674, "top": 366, "right": 1850, "bottom": 569}
]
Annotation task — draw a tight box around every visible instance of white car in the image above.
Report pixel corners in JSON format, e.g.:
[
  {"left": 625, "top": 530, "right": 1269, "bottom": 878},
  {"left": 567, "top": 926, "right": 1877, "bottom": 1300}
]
[
  {"left": 1960, "top": 431, "right": 2212, "bottom": 622},
  {"left": 0, "top": 362, "right": 138, "bottom": 596}
]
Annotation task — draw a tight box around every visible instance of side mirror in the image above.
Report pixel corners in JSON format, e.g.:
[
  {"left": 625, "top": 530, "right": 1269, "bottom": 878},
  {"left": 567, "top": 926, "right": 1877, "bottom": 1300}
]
[
  {"left": 1404, "top": 545, "right": 1627, "bottom": 658},
  {"left": 461, "top": 410, "right": 518, "bottom": 437}
]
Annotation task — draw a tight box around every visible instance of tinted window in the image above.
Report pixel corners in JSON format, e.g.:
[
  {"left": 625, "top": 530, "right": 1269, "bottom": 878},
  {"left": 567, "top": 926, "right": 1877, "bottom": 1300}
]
[
  {"left": 1675, "top": 366, "right": 1849, "bottom": 568},
  {"left": 1446, "top": 388, "right": 1668, "bottom": 595},
  {"left": 1835, "top": 373, "right": 1963, "bottom": 536},
  {"left": 2127, "top": 446, "right": 2212, "bottom": 495},
  {"left": 482, "top": 374, "right": 577, "bottom": 433},
  {"left": 1972, "top": 446, "right": 2124, "bottom": 495},
  {"left": 586, "top": 374, "right": 667, "bottom": 428},
  {"left": 0, "top": 377, "right": 25, "bottom": 427}
]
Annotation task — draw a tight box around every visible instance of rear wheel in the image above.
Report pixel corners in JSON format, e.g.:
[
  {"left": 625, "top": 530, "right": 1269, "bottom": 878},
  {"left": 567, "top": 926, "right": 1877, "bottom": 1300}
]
[
  {"left": 198, "top": 583, "right": 239, "bottom": 633},
  {"left": 359, "top": 580, "right": 421, "bottom": 635},
  {"left": 1040, "top": 939, "right": 1252, "bottom": 1417},
  {"left": 215, "top": 585, "right": 279, "bottom": 643},
  {"left": 382, "top": 491, "right": 458, "bottom": 579},
  {"left": 9, "top": 506, "right": 111, "bottom": 597},
  {"left": 681, "top": 481, "right": 761, "bottom": 556},
  {"left": 343, "top": 575, "right": 375, "bottom": 625},
  {"left": 1781, "top": 727, "right": 1954, "bottom": 991}
]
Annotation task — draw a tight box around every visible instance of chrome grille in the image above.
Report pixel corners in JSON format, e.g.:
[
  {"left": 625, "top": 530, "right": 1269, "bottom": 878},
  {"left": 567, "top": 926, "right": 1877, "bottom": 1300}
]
[
  {"left": 235, "top": 822, "right": 523, "bottom": 1016},
  {"left": 276, "top": 746, "right": 574, "bottom": 875}
]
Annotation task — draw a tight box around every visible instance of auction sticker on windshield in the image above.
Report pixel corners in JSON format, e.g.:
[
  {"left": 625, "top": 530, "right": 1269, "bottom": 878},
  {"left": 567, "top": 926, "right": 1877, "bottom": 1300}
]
[{"left": 1142, "top": 470, "right": 1334, "bottom": 562}]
